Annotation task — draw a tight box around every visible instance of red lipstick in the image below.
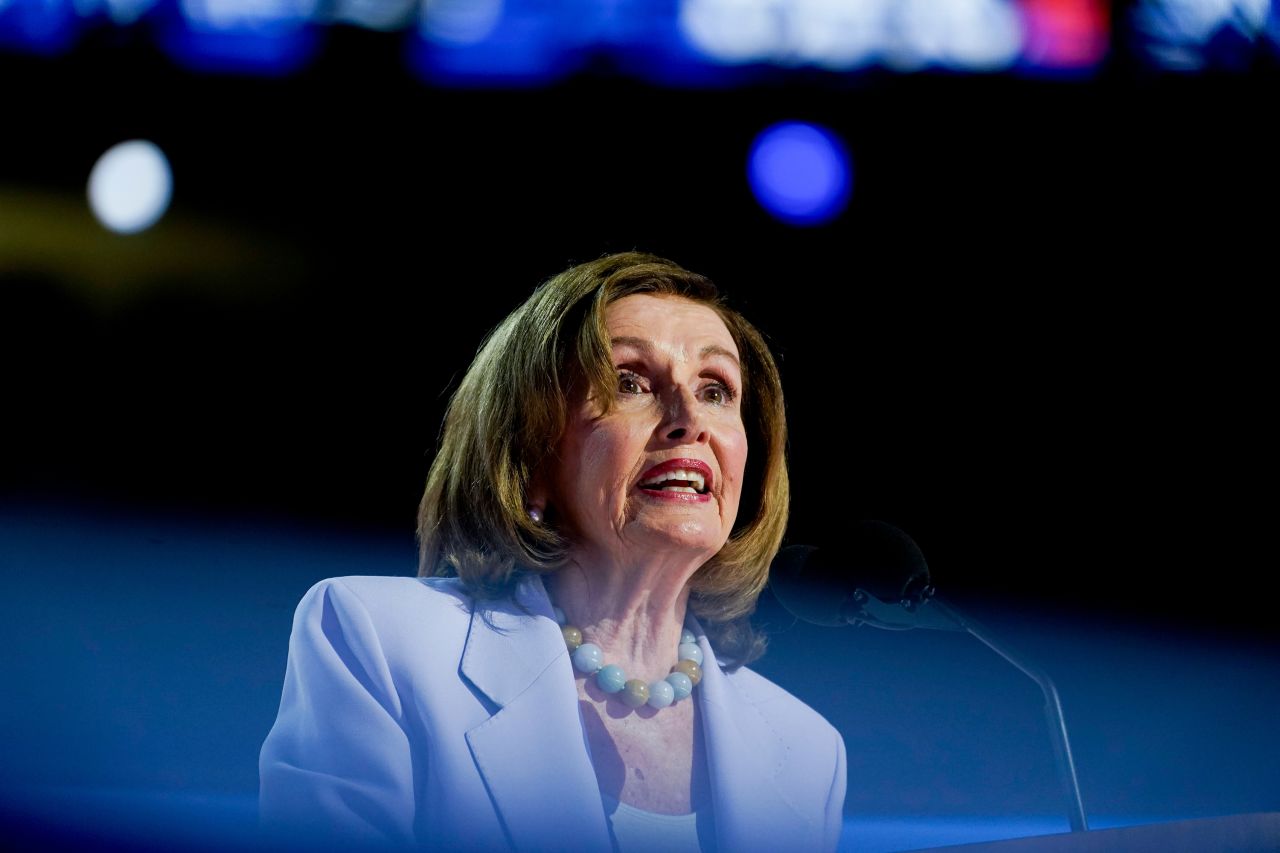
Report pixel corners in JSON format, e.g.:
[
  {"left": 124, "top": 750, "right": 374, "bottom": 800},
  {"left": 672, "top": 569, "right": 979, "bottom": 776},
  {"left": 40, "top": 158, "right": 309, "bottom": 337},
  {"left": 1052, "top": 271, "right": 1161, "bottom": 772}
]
[{"left": 636, "top": 458, "right": 714, "bottom": 503}]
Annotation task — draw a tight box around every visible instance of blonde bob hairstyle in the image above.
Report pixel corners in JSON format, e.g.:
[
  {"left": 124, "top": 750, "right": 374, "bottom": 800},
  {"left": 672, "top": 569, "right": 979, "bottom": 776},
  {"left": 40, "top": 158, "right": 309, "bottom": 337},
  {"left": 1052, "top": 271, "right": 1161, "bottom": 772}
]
[{"left": 416, "top": 252, "right": 788, "bottom": 665}]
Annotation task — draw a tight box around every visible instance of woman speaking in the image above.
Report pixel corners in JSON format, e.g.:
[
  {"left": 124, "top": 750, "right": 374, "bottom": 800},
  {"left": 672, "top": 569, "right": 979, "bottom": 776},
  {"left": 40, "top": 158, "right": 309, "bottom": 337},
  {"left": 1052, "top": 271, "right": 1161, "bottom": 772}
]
[{"left": 259, "top": 253, "right": 846, "bottom": 852}]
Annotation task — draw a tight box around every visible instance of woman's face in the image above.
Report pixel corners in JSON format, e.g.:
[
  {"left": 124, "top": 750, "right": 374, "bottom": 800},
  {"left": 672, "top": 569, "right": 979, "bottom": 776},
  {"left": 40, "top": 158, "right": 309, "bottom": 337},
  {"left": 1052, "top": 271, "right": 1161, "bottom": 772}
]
[{"left": 549, "top": 293, "right": 749, "bottom": 570}]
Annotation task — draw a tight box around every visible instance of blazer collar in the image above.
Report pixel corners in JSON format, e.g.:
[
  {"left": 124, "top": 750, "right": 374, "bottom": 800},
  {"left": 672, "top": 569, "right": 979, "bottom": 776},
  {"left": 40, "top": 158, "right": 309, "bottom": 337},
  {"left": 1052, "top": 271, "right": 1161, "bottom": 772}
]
[
  {"left": 690, "top": 614, "right": 818, "bottom": 853},
  {"left": 460, "top": 574, "right": 614, "bottom": 852},
  {"left": 459, "top": 573, "right": 564, "bottom": 707},
  {"left": 459, "top": 578, "right": 816, "bottom": 853}
]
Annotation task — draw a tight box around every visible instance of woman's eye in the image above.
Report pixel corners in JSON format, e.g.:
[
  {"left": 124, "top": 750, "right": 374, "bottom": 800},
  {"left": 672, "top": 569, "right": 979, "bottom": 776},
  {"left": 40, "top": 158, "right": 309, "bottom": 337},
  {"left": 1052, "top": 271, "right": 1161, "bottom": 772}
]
[
  {"left": 617, "top": 373, "right": 645, "bottom": 395},
  {"left": 702, "top": 383, "right": 734, "bottom": 405}
]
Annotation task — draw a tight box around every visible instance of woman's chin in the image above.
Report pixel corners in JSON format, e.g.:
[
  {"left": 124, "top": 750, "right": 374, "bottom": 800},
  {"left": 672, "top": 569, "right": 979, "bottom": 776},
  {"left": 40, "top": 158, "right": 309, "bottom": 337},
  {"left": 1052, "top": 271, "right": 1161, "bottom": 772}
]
[{"left": 624, "top": 516, "right": 729, "bottom": 562}]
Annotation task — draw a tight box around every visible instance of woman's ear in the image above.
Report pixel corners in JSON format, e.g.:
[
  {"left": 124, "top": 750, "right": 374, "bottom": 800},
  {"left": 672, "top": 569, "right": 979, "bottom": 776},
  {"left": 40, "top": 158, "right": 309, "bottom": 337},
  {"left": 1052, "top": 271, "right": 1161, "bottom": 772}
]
[{"left": 526, "top": 471, "right": 550, "bottom": 524}]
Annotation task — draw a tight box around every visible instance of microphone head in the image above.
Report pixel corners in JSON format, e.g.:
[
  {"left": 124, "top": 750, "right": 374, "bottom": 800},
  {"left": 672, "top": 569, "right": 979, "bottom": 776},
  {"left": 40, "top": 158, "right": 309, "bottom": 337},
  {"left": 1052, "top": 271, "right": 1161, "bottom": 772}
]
[{"left": 768, "top": 520, "right": 932, "bottom": 627}]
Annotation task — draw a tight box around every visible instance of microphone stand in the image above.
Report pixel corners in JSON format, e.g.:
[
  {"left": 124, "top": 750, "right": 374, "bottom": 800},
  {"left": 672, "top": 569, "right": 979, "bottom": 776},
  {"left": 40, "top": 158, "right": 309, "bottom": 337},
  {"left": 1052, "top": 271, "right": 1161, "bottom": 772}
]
[{"left": 842, "top": 590, "right": 1089, "bottom": 833}]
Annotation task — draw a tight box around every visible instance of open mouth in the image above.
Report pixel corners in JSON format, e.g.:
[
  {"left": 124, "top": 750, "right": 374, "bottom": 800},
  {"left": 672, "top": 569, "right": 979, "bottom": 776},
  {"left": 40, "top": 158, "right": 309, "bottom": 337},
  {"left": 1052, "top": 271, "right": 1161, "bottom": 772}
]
[{"left": 637, "top": 460, "right": 713, "bottom": 496}]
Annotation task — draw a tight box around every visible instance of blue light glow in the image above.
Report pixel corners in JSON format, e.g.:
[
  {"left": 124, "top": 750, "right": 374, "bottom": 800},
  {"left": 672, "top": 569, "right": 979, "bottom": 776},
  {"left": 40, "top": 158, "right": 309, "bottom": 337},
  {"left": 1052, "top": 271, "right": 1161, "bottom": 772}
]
[
  {"left": 747, "top": 121, "right": 853, "bottom": 226},
  {"left": 0, "top": 0, "right": 81, "bottom": 54},
  {"left": 407, "top": 0, "right": 580, "bottom": 86},
  {"left": 157, "top": 0, "right": 320, "bottom": 75},
  {"left": 1, "top": 502, "right": 1277, "bottom": 847},
  {"left": 0, "top": 0, "right": 1110, "bottom": 80},
  {"left": 159, "top": 26, "right": 319, "bottom": 74},
  {"left": 1130, "top": 0, "right": 1272, "bottom": 69}
]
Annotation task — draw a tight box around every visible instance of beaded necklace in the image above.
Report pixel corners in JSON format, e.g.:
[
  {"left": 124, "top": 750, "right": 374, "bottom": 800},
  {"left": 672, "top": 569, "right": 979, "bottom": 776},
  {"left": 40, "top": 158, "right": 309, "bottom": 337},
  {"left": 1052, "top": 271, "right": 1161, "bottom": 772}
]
[{"left": 553, "top": 606, "right": 704, "bottom": 710}]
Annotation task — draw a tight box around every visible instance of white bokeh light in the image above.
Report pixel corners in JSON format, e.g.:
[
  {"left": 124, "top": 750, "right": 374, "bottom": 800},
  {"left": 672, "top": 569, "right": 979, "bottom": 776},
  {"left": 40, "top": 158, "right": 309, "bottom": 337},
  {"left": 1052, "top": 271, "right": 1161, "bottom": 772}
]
[
  {"left": 179, "top": 0, "right": 319, "bottom": 30},
  {"left": 679, "top": 0, "right": 1027, "bottom": 71},
  {"left": 87, "top": 140, "right": 174, "bottom": 235},
  {"left": 678, "top": 0, "right": 780, "bottom": 64},
  {"left": 421, "top": 0, "right": 504, "bottom": 45}
]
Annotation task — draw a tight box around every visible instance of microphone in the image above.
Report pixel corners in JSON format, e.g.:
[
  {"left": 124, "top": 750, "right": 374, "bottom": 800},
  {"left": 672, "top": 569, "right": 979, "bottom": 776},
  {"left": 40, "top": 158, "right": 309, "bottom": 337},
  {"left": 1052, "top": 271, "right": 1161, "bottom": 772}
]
[
  {"left": 770, "top": 521, "right": 1090, "bottom": 833},
  {"left": 768, "top": 520, "right": 941, "bottom": 630}
]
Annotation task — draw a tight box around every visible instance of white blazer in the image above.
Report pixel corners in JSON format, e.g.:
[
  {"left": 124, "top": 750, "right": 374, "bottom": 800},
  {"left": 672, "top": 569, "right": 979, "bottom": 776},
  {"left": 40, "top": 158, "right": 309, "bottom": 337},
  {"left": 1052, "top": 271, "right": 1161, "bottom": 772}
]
[{"left": 259, "top": 574, "right": 846, "bottom": 852}]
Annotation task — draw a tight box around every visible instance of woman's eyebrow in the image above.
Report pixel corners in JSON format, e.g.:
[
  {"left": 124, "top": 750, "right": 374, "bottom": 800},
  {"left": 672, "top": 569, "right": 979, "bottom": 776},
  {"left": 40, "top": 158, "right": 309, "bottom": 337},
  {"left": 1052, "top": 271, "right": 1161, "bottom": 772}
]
[
  {"left": 610, "top": 336, "right": 654, "bottom": 356},
  {"left": 700, "top": 344, "right": 740, "bottom": 369}
]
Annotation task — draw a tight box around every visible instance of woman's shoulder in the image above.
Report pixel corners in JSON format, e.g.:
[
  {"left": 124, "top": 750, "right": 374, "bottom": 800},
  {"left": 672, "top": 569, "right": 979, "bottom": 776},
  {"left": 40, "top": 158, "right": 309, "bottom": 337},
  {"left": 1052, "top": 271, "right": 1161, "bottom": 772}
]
[
  {"left": 291, "top": 575, "right": 476, "bottom": 651},
  {"left": 305, "top": 574, "right": 471, "bottom": 608}
]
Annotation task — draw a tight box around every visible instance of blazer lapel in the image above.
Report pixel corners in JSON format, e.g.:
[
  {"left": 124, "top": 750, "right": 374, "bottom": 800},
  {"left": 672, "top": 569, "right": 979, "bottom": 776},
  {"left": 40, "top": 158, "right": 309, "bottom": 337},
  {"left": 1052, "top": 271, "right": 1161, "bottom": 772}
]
[
  {"left": 461, "top": 575, "right": 614, "bottom": 852},
  {"left": 691, "top": 618, "right": 819, "bottom": 853}
]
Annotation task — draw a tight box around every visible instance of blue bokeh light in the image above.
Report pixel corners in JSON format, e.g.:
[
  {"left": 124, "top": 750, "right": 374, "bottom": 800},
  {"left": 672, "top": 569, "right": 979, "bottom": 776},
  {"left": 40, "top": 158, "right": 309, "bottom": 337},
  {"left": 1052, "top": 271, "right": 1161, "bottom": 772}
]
[
  {"left": 0, "top": 0, "right": 82, "bottom": 55},
  {"left": 747, "top": 121, "right": 853, "bottom": 226},
  {"left": 156, "top": 0, "right": 320, "bottom": 76},
  {"left": 407, "top": 0, "right": 581, "bottom": 87},
  {"left": 0, "top": 0, "right": 1110, "bottom": 80},
  {"left": 159, "top": 27, "right": 319, "bottom": 75}
]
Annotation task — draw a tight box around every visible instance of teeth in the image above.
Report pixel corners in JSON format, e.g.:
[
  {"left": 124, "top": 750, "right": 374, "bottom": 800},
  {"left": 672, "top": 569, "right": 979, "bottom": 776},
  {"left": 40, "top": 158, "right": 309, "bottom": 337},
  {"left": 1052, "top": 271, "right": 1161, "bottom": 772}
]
[{"left": 639, "top": 468, "right": 707, "bottom": 492}]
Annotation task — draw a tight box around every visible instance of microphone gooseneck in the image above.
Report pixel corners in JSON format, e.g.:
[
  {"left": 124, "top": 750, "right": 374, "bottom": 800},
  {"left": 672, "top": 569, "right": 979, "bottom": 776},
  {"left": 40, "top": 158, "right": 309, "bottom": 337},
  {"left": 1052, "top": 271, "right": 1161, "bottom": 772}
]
[{"left": 769, "top": 522, "right": 1089, "bottom": 833}]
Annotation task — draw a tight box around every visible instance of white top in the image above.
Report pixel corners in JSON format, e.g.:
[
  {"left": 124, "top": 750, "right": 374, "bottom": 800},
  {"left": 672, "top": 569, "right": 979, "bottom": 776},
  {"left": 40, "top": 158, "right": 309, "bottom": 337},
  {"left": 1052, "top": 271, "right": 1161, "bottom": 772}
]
[{"left": 602, "top": 794, "right": 713, "bottom": 853}]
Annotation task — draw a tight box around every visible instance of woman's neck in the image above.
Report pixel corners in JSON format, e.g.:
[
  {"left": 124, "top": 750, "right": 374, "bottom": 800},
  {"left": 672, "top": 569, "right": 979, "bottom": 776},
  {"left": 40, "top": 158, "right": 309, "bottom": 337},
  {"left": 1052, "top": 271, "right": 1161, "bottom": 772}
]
[{"left": 546, "top": 554, "right": 696, "bottom": 682}]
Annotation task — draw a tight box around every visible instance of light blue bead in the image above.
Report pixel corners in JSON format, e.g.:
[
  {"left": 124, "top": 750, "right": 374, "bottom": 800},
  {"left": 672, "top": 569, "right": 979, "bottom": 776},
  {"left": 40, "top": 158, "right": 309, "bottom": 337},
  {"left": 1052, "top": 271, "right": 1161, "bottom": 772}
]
[
  {"left": 552, "top": 606, "right": 566, "bottom": 626},
  {"left": 596, "top": 664, "right": 626, "bottom": 693},
  {"left": 665, "top": 672, "right": 693, "bottom": 701},
  {"left": 680, "top": 629, "right": 696, "bottom": 646},
  {"left": 678, "top": 642, "right": 703, "bottom": 666},
  {"left": 647, "top": 679, "right": 675, "bottom": 709},
  {"left": 572, "top": 643, "right": 603, "bottom": 674}
]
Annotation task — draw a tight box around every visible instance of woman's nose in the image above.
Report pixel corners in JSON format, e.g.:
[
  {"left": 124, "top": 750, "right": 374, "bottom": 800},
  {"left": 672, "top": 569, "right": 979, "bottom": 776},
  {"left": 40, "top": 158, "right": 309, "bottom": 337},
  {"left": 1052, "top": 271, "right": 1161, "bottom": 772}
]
[{"left": 662, "top": 387, "right": 709, "bottom": 444}]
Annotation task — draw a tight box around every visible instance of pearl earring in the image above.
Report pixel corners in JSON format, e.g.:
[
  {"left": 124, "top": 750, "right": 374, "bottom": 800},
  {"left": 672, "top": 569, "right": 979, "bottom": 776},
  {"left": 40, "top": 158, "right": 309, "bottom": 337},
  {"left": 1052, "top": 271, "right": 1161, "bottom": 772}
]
[{"left": 528, "top": 506, "right": 544, "bottom": 524}]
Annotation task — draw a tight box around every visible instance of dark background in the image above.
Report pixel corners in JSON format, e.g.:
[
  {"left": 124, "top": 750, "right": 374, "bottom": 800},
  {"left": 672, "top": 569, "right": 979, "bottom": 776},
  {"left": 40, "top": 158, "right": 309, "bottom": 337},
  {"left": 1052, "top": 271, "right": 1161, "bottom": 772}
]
[
  {"left": 4, "top": 32, "right": 1273, "bottom": 634},
  {"left": 2, "top": 17, "right": 1278, "bottom": 846}
]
